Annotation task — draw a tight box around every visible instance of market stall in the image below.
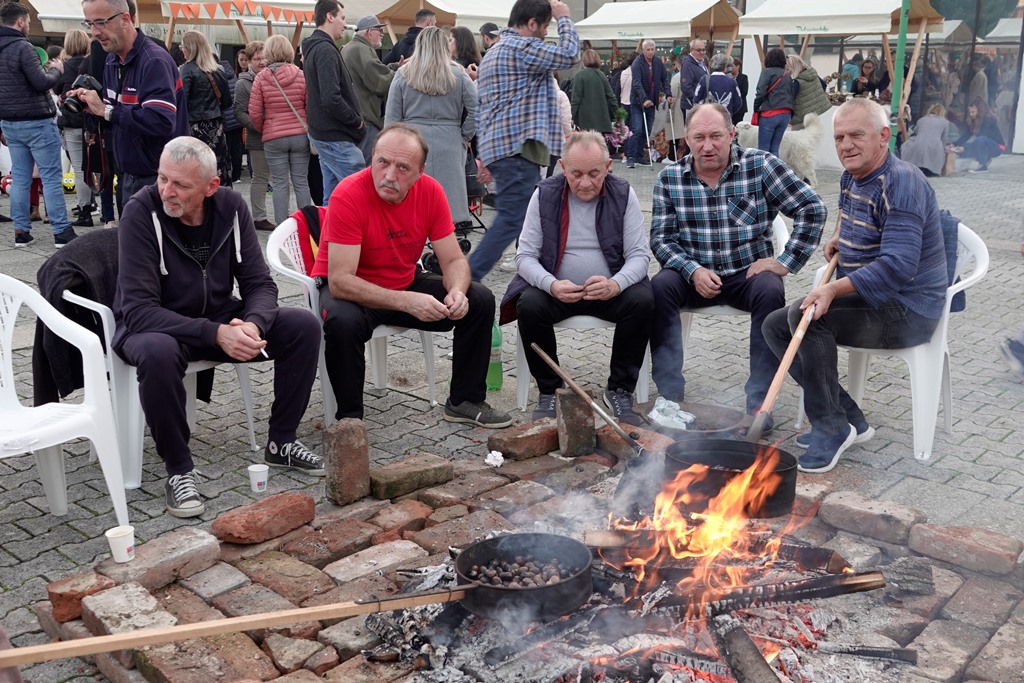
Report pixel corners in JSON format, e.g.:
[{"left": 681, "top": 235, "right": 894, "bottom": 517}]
[{"left": 575, "top": 0, "right": 741, "bottom": 52}]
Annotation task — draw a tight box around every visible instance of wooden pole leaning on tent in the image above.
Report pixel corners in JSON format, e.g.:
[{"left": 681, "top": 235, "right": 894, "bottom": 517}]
[
  {"left": 235, "top": 20, "right": 250, "bottom": 45},
  {"left": 291, "top": 21, "right": 304, "bottom": 49},
  {"left": 799, "top": 34, "right": 811, "bottom": 60},
  {"left": 724, "top": 26, "right": 739, "bottom": 58},
  {"left": 163, "top": 16, "right": 176, "bottom": 51},
  {"left": 881, "top": 33, "right": 896, "bottom": 91},
  {"left": 897, "top": 18, "right": 929, "bottom": 138},
  {"left": 753, "top": 35, "right": 765, "bottom": 66},
  {"left": 266, "top": 19, "right": 273, "bottom": 37}
]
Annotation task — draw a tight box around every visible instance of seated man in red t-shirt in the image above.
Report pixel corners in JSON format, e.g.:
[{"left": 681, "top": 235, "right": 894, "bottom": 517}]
[{"left": 311, "top": 123, "right": 512, "bottom": 428}]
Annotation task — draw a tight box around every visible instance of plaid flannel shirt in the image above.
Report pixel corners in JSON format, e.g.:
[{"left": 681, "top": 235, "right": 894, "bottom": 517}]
[
  {"left": 475, "top": 18, "right": 579, "bottom": 167},
  {"left": 650, "top": 145, "right": 826, "bottom": 280}
]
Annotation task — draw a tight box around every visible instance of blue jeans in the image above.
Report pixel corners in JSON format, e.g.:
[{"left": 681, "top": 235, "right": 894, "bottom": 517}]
[
  {"left": 468, "top": 155, "right": 540, "bottom": 281},
  {"left": 627, "top": 104, "right": 655, "bottom": 162},
  {"left": 0, "top": 118, "right": 71, "bottom": 234},
  {"left": 310, "top": 136, "right": 364, "bottom": 203},
  {"left": 756, "top": 112, "right": 792, "bottom": 157},
  {"left": 962, "top": 135, "right": 1002, "bottom": 168},
  {"left": 763, "top": 294, "right": 938, "bottom": 441}
]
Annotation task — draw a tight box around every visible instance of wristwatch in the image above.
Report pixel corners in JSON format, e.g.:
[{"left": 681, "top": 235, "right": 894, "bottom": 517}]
[{"left": 103, "top": 104, "right": 113, "bottom": 122}]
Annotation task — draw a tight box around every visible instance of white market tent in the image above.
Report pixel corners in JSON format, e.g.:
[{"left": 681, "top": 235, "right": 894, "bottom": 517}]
[
  {"left": 575, "top": 0, "right": 740, "bottom": 42},
  {"left": 846, "top": 19, "right": 972, "bottom": 45},
  {"left": 377, "top": 0, "right": 512, "bottom": 34},
  {"left": 739, "top": 0, "right": 943, "bottom": 38},
  {"left": 983, "top": 17, "right": 1023, "bottom": 42}
]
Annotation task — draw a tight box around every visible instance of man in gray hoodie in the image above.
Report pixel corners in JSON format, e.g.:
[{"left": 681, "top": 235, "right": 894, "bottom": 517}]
[{"left": 301, "top": 0, "right": 364, "bottom": 202}]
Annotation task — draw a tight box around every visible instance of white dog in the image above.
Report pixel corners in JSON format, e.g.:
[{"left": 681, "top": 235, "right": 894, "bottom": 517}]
[{"left": 736, "top": 113, "right": 823, "bottom": 188}]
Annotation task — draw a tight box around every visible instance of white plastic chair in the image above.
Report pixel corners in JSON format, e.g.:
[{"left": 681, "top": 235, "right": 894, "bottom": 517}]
[
  {"left": 678, "top": 215, "right": 791, "bottom": 367},
  {"left": 515, "top": 316, "right": 651, "bottom": 412},
  {"left": 62, "top": 292, "right": 259, "bottom": 490},
  {"left": 795, "top": 223, "right": 989, "bottom": 461},
  {"left": 266, "top": 218, "right": 437, "bottom": 427},
  {"left": 0, "top": 274, "right": 129, "bottom": 526}
]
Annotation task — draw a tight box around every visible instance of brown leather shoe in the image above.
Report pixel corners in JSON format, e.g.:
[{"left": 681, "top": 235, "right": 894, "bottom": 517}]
[
  {"left": 254, "top": 219, "right": 276, "bottom": 232},
  {"left": 29, "top": 207, "right": 41, "bottom": 222}
]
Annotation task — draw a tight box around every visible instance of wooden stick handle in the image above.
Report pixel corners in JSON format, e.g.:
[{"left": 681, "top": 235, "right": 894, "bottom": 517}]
[{"left": 0, "top": 588, "right": 470, "bottom": 668}]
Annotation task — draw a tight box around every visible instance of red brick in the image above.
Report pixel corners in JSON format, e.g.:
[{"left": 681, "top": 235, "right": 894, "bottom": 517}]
[
  {"left": 941, "top": 576, "right": 1022, "bottom": 632},
  {"left": 324, "top": 418, "right": 370, "bottom": 505},
  {"left": 212, "top": 493, "right": 316, "bottom": 545},
  {"left": 205, "top": 632, "right": 278, "bottom": 681},
  {"left": 93, "top": 651, "right": 147, "bottom": 683},
  {"left": 96, "top": 527, "right": 221, "bottom": 591},
  {"left": 405, "top": 510, "right": 515, "bottom": 554},
  {"left": 321, "top": 656, "right": 412, "bottom": 682},
  {"left": 507, "top": 494, "right": 603, "bottom": 526},
  {"left": 909, "top": 524, "right": 1024, "bottom": 576},
  {"left": 368, "top": 499, "right": 433, "bottom": 536},
  {"left": 274, "top": 671, "right": 323, "bottom": 682},
  {"left": 575, "top": 452, "right": 618, "bottom": 468},
  {"left": 81, "top": 582, "right": 178, "bottom": 668},
  {"left": 873, "top": 607, "right": 931, "bottom": 646},
  {"left": 910, "top": 619, "right": 990, "bottom": 682},
  {"left": 486, "top": 419, "right": 558, "bottom": 460},
  {"left": 236, "top": 551, "right": 336, "bottom": 604},
  {"left": 210, "top": 584, "right": 320, "bottom": 643},
  {"left": 369, "top": 452, "right": 455, "bottom": 499},
  {"left": 494, "top": 455, "right": 572, "bottom": 483},
  {"left": 595, "top": 424, "right": 673, "bottom": 460},
  {"left": 47, "top": 571, "right": 115, "bottom": 622},
  {"left": 137, "top": 634, "right": 276, "bottom": 683},
  {"left": 818, "top": 491, "right": 926, "bottom": 545},
  {"left": 312, "top": 499, "right": 391, "bottom": 527},
  {"left": 261, "top": 633, "right": 326, "bottom": 674},
  {"left": 153, "top": 583, "right": 224, "bottom": 624},
  {"left": 323, "top": 541, "right": 428, "bottom": 583},
  {"left": 964, "top": 621, "right": 1024, "bottom": 682},
  {"left": 418, "top": 471, "right": 509, "bottom": 508},
  {"left": 791, "top": 481, "right": 832, "bottom": 518},
  {"left": 536, "top": 461, "right": 611, "bottom": 493},
  {"left": 305, "top": 644, "right": 341, "bottom": 675},
  {"left": 280, "top": 519, "right": 380, "bottom": 569},
  {"left": 301, "top": 575, "right": 398, "bottom": 626},
  {"left": 468, "top": 480, "right": 555, "bottom": 516},
  {"left": 219, "top": 525, "right": 313, "bottom": 565},
  {"left": 425, "top": 505, "right": 469, "bottom": 527},
  {"left": 556, "top": 388, "right": 595, "bottom": 456}
]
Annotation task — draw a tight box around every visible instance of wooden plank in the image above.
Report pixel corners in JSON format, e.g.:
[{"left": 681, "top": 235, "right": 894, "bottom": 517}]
[
  {"left": 290, "top": 20, "right": 303, "bottom": 49},
  {"left": 164, "top": 17, "right": 175, "bottom": 51},
  {"left": 753, "top": 35, "right": 765, "bottom": 67},
  {"left": 799, "top": 34, "right": 811, "bottom": 60},
  {"left": 234, "top": 19, "right": 249, "bottom": 45}
]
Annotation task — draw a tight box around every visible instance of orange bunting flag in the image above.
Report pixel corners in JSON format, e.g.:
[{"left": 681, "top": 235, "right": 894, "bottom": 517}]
[
  {"left": 203, "top": 3, "right": 219, "bottom": 17},
  {"left": 232, "top": 0, "right": 244, "bottom": 12}
]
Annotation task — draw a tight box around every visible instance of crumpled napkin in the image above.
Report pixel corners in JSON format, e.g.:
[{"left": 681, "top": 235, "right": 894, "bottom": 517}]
[
  {"left": 647, "top": 397, "right": 697, "bottom": 429},
  {"left": 484, "top": 450, "right": 504, "bottom": 467}
]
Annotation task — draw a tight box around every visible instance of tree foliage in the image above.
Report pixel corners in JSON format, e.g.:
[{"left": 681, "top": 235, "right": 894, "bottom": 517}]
[{"left": 930, "top": 0, "right": 1019, "bottom": 38}]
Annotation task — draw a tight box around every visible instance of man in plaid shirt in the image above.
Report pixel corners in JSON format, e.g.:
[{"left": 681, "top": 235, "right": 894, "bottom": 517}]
[
  {"left": 650, "top": 103, "right": 826, "bottom": 429},
  {"left": 469, "top": 0, "right": 579, "bottom": 281}
]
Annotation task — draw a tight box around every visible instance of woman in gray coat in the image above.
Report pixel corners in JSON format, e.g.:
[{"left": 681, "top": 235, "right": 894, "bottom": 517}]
[
  {"left": 384, "top": 26, "right": 476, "bottom": 226},
  {"left": 900, "top": 104, "right": 958, "bottom": 177}
]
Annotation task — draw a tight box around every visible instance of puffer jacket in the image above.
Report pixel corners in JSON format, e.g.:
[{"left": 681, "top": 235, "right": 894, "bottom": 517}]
[
  {"left": 249, "top": 62, "right": 306, "bottom": 142},
  {"left": 791, "top": 66, "right": 831, "bottom": 123},
  {"left": 234, "top": 69, "right": 262, "bottom": 149},
  {"left": 181, "top": 61, "right": 231, "bottom": 123},
  {"left": 0, "top": 25, "right": 61, "bottom": 121},
  {"left": 219, "top": 60, "right": 241, "bottom": 132}
]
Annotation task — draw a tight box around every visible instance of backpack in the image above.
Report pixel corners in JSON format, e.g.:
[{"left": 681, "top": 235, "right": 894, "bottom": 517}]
[{"left": 291, "top": 204, "right": 326, "bottom": 276}]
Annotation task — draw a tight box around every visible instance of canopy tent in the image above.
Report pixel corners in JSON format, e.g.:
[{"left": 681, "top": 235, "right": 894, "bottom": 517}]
[
  {"left": 846, "top": 19, "right": 972, "bottom": 45},
  {"left": 983, "top": 17, "right": 1023, "bottom": 42},
  {"left": 376, "top": 0, "right": 512, "bottom": 35},
  {"left": 739, "top": 0, "right": 943, "bottom": 37},
  {"left": 574, "top": 0, "right": 740, "bottom": 42}
]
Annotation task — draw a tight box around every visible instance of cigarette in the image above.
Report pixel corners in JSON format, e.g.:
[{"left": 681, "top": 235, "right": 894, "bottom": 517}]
[{"left": 260, "top": 348, "right": 269, "bottom": 358}]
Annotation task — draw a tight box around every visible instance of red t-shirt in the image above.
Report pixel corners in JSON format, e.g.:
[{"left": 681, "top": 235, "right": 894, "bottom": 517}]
[{"left": 310, "top": 168, "right": 454, "bottom": 290}]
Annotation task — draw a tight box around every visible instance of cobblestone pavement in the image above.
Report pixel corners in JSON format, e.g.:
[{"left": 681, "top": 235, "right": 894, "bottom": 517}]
[{"left": 1, "top": 153, "right": 1022, "bottom": 681}]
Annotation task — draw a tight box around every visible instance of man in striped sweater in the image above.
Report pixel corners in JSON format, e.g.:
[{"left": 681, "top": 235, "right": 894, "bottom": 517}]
[{"left": 763, "top": 99, "right": 948, "bottom": 474}]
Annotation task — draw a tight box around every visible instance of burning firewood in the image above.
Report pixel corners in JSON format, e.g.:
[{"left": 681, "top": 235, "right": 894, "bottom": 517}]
[{"left": 710, "top": 613, "right": 782, "bottom": 682}]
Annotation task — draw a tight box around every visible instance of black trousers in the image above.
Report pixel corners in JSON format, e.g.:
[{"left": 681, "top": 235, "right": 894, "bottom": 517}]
[
  {"left": 226, "top": 127, "right": 245, "bottom": 183},
  {"left": 517, "top": 283, "right": 654, "bottom": 395},
  {"left": 319, "top": 271, "right": 495, "bottom": 419},
  {"left": 115, "top": 308, "right": 320, "bottom": 476}
]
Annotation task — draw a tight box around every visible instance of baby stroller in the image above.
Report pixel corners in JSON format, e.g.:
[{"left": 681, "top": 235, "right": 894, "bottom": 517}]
[{"left": 421, "top": 153, "right": 490, "bottom": 275}]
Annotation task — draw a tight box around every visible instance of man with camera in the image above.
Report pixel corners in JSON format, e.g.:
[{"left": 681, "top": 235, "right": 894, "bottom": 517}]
[
  {"left": 71, "top": 0, "right": 188, "bottom": 205},
  {"left": 0, "top": 1, "right": 76, "bottom": 247}
]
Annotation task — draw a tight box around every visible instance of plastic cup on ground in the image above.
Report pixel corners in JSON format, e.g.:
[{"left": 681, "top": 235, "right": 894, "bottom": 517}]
[
  {"left": 248, "top": 464, "right": 269, "bottom": 493},
  {"left": 105, "top": 525, "right": 135, "bottom": 563}
]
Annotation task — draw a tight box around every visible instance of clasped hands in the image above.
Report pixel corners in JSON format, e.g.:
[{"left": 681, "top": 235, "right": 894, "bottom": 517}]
[
  {"left": 216, "top": 318, "right": 267, "bottom": 361},
  {"left": 551, "top": 276, "right": 620, "bottom": 303},
  {"left": 406, "top": 289, "right": 469, "bottom": 322}
]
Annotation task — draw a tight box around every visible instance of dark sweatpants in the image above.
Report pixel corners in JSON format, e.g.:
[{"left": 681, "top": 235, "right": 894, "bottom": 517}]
[
  {"left": 650, "top": 268, "right": 785, "bottom": 411},
  {"left": 115, "top": 308, "right": 320, "bottom": 476},
  {"left": 319, "top": 270, "right": 495, "bottom": 420}
]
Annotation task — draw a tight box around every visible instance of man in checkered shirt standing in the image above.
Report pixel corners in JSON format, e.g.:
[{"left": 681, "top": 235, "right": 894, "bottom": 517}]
[
  {"left": 649, "top": 103, "right": 826, "bottom": 431},
  {"left": 470, "top": 0, "right": 579, "bottom": 282}
]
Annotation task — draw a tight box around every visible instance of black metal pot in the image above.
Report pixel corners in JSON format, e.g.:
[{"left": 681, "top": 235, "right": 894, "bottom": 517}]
[
  {"left": 454, "top": 533, "right": 593, "bottom": 622},
  {"left": 664, "top": 439, "right": 798, "bottom": 518}
]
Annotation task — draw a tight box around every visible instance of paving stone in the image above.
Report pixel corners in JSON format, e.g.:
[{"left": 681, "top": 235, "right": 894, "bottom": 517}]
[
  {"left": 536, "top": 461, "right": 612, "bottom": 493},
  {"left": 369, "top": 452, "right": 455, "bottom": 499},
  {"left": 311, "top": 499, "right": 392, "bottom": 527},
  {"left": 211, "top": 493, "right": 317, "bottom": 545},
  {"left": 417, "top": 471, "right": 509, "bottom": 508},
  {"left": 425, "top": 504, "right": 469, "bottom": 527},
  {"left": 261, "top": 633, "right": 326, "bottom": 674},
  {"left": 153, "top": 583, "right": 225, "bottom": 624},
  {"left": 95, "top": 527, "right": 221, "bottom": 592},
  {"left": 324, "top": 418, "right": 371, "bottom": 505},
  {"left": 218, "top": 525, "right": 314, "bottom": 565},
  {"left": 178, "top": 562, "right": 251, "bottom": 602},
  {"left": 320, "top": 655, "right": 411, "bottom": 682},
  {"left": 236, "top": 551, "right": 336, "bottom": 605},
  {"left": 792, "top": 480, "right": 832, "bottom": 517},
  {"left": 818, "top": 491, "right": 927, "bottom": 545},
  {"left": 486, "top": 419, "right": 558, "bottom": 460},
  {"left": 210, "top": 584, "right": 319, "bottom": 643},
  {"left": 323, "top": 540, "right": 428, "bottom": 584},
  {"left": 317, "top": 615, "right": 381, "bottom": 662},
  {"left": 467, "top": 480, "right": 556, "bottom": 516},
  {"left": 404, "top": 510, "right": 515, "bottom": 554},
  {"left": 32, "top": 600, "right": 62, "bottom": 641},
  {"left": 910, "top": 619, "right": 990, "bottom": 683},
  {"left": 46, "top": 571, "right": 115, "bottom": 622},
  {"left": 305, "top": 644, "right": 341, "bottom": 675},
  {"left": 899, "top": 565, "right": 965, "bottom": 621},
  {"left": 556, "top": 388, "right": 595, "bottom": 456},
  {"left": 823, "top": 533, "right": 882, "bottom": 571},
  {"left": 869, "top": 606, "right": 931, "bottom": 647},
  {"left": 279, "top": 519, "right": 380, "bottom": 569},
  {"left": 81, "top": 582, "right": 179, "bottom": 668},
  {"left": 595, "top": 423, "right": 674, "bottom": 460},
  {"left": 941, "top": 575, "right": 1023, "bottom": 633},
  {"left": 964, "top": 620, "right": 1024, "bottom": 682},
  {"left": 909, "top": 524, "right": 1024, "bottom": 576}
]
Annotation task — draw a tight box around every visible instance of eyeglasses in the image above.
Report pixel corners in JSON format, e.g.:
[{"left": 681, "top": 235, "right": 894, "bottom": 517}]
[
  {"left": 81, "top": 12, "right": 124, "bottom": 29},
  {"left": 691, "top": 47, "right": 706, "bottom": 53}
]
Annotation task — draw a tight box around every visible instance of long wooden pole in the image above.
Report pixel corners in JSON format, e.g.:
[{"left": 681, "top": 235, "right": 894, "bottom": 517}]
[{"left": 0, "top": 588, "right": 471, "bottom": 668}]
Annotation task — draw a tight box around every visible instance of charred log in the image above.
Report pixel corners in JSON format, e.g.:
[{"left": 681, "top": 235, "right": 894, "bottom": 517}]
[
  {"left": 816, "top": 643, "right": 918, "bottom": 664},
  {"left": 711, "top": 613, "right": 781, "bottom": 683},
  {"left": 484, "top": 607, "right": 602, "bottom": 667}
]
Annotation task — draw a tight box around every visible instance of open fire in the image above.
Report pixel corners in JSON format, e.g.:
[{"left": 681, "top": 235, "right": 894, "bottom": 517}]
[{"left": 363, "top": 447, "right": 918, "bottom": 682}]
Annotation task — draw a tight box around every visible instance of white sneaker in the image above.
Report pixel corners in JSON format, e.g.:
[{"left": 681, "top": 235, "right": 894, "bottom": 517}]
[
  {"left": 498, "top": 258, "right": 517, "bottom": 273},
  {"left": 104, "top": 220, "right": 117, "bottom": 230}
]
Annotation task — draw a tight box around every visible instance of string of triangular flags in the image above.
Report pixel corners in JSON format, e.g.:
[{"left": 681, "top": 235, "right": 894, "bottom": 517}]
[{"left": 166, "top": 1, "right": 314, "bottom": 23}]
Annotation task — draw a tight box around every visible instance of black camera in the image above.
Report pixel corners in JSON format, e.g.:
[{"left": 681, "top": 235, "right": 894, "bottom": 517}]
[{"left": 63, "top": 74, "right": 103, "bottom": 115}]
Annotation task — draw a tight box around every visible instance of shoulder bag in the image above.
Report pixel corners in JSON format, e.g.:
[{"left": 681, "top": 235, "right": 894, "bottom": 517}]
[{"left": 751, "top": 75, "right": 782, "bottom": 126}]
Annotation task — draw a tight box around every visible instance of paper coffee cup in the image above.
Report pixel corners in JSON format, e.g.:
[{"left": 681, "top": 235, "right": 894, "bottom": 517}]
[
  {"left": 248, "top": 464, "right": 269, "bottom": 493},
  {"left": 105, "top": 525, "right": 135, "bottom": 563}
]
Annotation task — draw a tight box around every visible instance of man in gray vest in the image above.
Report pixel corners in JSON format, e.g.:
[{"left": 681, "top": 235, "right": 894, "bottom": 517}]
[
  {"left": 500, "top": 131, "right": 653, "bottom": 423},
  {"left": 342, "top": 15, "right": 398, "bottom": 165}
]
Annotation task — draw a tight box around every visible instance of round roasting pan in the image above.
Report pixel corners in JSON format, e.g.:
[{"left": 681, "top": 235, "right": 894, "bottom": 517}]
[
  {"left": 664, "top": 439, "right": 798, "bottom": 518},
  {"left": 454, "top": 533, "right": 593, "bottom": 622}
]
